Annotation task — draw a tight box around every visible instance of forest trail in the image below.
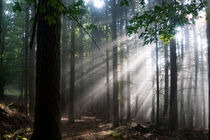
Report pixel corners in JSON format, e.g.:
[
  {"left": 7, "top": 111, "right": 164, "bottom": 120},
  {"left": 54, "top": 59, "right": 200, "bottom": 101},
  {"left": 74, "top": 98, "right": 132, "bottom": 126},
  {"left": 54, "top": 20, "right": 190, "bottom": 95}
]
[{"left": 62, "top": 116, "right": 117, "bottom": 140}]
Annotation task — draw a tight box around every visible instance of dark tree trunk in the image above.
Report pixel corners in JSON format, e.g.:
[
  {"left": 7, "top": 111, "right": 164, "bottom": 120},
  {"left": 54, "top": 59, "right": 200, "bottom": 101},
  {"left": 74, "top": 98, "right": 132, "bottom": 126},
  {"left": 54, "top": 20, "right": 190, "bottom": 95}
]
[
  {"left": 155, "top": 32, "right": 160, "bottom": 127},
  {"left": 69, "top": 20, "right": 76, "bottom": 123},
  {"left": 112, "top": 0, "right": 119, "bottom": 127},
  {"left": 24, "top": 4, "right": 29, "bottom": 115},
  {"left": 127, "top": 46, "right": 131, "bottom": 121},
  {"left": 61, "top": 15, "right": 68, "bottom": 115},
  {"left": 169, "top": 38, "right": 178, "bottom": 130},
  {"left": 31, "top": 0, "right": 61, "bottom": 139},
  {"left": 119, "top": 47, "right": 124, "bottom": 123},
  {"left": 163, "top": 45, "right": 169, "bottom": 121},
  {"left": 0, "top": 0, "right": 4, "bottom": 98},
  {"left": 29, "top": 6, "right": 36, "bottom": 117}
]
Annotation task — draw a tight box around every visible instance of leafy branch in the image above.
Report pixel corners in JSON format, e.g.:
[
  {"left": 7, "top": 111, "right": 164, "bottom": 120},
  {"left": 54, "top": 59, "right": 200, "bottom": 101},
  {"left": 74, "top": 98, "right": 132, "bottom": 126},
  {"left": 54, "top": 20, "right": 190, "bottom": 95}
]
[{"left": 126, "top": 0, "right": 205, "bottom": 45}]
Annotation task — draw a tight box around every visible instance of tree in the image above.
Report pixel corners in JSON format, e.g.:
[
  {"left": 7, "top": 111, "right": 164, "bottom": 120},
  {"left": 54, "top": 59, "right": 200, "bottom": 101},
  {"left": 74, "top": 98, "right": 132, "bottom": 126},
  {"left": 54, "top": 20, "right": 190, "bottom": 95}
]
[
  {"left": 24, "top": 3, "right": 29, "bottom": 115},
  {"left": 168, "top": 38, "right": 178, "bottom": 130},
  {"left": 0, "top": 0, "right": 4, "bottom": 98},
  {"left": 31, "top": 0, "right": 62, "bottom": 139},
  {"left": 112, "top": 0, "right": 119, "bottom": 127},
  {"left": 69, "top": 20, "right": 76, "bottom": 123},
  {"left": 206, "top": 0, "right": 210, "bottom": 130}
]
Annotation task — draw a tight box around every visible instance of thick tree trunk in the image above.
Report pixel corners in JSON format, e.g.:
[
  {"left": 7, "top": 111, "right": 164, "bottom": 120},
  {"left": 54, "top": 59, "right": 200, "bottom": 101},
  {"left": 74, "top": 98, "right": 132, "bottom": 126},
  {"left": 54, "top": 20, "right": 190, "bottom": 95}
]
[
  {"left": 169, "top": 38, "right": 178, "bottom": 130},
  {"left": 31, "top": 0, "right": 61, "bottom": 139},
  {"left": 69, "top": 20, "right": 76, "bottom": 123}
]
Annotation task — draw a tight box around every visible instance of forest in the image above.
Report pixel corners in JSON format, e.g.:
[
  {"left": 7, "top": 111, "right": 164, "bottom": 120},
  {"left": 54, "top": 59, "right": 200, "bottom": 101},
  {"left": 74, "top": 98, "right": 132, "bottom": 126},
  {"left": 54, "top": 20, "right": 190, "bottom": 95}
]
[{"left": 0, "top": 0, "right": 209, "bottom": 139}]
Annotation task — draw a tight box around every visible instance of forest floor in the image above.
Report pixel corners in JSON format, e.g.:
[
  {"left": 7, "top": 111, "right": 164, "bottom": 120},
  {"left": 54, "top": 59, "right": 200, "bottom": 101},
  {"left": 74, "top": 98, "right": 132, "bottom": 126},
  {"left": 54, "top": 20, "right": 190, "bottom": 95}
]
[{"left": 0, "top": 95, "right": 209, "bottom": 140}]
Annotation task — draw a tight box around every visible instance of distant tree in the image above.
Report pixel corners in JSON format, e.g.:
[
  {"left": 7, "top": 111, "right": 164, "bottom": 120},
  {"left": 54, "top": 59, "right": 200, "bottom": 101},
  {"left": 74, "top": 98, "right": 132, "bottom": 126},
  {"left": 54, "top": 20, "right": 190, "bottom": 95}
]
[
  {"left": 69, "top": 19, "right": 76, "bottom": 123},
  {"left": 112, "top": 0, "right": 119, "bottom": 127},
  {"left": 0, "top": 0, "right": 4, "bottom": 98}
]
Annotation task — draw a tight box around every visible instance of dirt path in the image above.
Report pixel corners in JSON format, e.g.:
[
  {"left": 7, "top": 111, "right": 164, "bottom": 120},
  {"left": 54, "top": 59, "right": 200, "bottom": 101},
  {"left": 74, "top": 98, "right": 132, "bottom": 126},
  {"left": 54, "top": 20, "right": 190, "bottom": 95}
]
[{"left": 61, "top": 116, "right": 116, "bottom": 140}]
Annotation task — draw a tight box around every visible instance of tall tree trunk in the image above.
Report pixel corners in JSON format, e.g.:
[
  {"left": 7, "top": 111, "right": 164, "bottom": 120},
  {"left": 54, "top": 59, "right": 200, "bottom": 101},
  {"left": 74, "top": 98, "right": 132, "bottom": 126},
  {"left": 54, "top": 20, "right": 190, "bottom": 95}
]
[
  {"left": 31, "top": 0, "right": 61, "bottom": 139},
  {"left": 193, "top": 26, "right": 200, "bottom": 128},
  {"left": 29, "top": 6, "right": 36, "bottom": 116},
  {"left": 69, "top": 20, "right": 76, "bottom": 123},
  {"left": 112, "top": 0, "right": 119, "bottom": 127},
  {"left": 206, "top": 1, "right": 210, "bottom": 129},
  {"left": 105, "top": 0, "right": 110, "bottom": 122},
  {"left": 119, "top": 46, "right": 124, "bottom": 123},
  {"left": 0, "top": 0, "right": 4, "bottom": 98},
  {"left": 169, "top": 38, "right": 178, "bottom": 130},
  {"left": 61, "top": 15, "right": 68, "bottom": 115},
  {"left": 127, "top": 46, "right": 131, "bottom": 121},
  {"left": 180, "top": 29, "right": 185, "bottom": 128},
  {"left": 200, "top": 43, "right": 206, "bottom": 128},
  {"left": 163, "top": 45, "right": 169, "bottom": 121},
  {"left": 24, "top": 4, "right": 29, "bottom": 115},
  {"left": 155, "top": 31, "right": 160, "bottom": 127}
]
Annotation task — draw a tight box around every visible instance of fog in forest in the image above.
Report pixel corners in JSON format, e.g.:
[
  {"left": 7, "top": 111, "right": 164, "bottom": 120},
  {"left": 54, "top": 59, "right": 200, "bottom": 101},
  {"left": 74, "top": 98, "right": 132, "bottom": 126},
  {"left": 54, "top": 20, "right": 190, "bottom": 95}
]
[{"left": 0, "top": 0, "right": 209, "bottom": 139}]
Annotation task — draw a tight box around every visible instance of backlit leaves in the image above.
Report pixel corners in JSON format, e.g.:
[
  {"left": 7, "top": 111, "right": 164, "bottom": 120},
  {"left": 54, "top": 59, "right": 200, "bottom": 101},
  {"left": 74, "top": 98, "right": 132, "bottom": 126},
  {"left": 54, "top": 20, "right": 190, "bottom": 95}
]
[{"left": 126, "top": 0, "right": 205, "bottom": 45}]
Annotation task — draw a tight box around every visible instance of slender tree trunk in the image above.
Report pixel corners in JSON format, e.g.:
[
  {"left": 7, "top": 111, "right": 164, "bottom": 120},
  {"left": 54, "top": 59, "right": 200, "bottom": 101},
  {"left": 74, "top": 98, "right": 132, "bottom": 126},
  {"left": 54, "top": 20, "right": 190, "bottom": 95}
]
[
  {"left": 163, "top": 45, "right": 169, "bottom": 121},
  {"left": 127, "top": 46, "right": 131, "bottom": 121},
  {"left": 169, "top": 38, "right": 178, "bottom": 130},
  {"left": 193, "top": 26, "right": 200, "bottom": 128},
  {"left": 105, "top": 0, "right": 110, "bottom": 122},
  {"left": 31, "top": 0, "right": 61, "bottom": 139},
  {"left": 69, "top": 20, "right": 76, "bottom": 123},
  {"left": 61, "top": 15, "right": 68, "bottom": 115},
  {"left": 200, "top": 43, "right": 206, "bottom": 128},
  {"left": 112, "top": 0, "right": 119, "bottom": 127},
  {"left": 180, "top": 29, "right": 185, "bottom": 128},
  {"left": 119, "top": 47, "right": 124, "bottom": 123},
  {"left": 0, "top": 0, "right": 4, "bottom": 98},
  {"left": 135, "top": 96, "right": 139, "bottom": 117},
  {"left": 29, "top": 6, "right": 36, "bottom": 116},
  {"left": 206, "top": 1, "right": 210, "bottom": 129},
  {"left": 155, "top": 28, "right": 160, "bottom": 127},
  {"left": 24, "top": 4, "right": 29, "bottom": 115}
]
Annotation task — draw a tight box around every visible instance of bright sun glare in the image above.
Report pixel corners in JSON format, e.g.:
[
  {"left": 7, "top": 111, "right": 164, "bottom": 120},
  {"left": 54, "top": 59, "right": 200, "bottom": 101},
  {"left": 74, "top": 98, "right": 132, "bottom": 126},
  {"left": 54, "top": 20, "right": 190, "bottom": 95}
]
[{"left": 84, "top": 0, "right": 105, "bottom": 8}]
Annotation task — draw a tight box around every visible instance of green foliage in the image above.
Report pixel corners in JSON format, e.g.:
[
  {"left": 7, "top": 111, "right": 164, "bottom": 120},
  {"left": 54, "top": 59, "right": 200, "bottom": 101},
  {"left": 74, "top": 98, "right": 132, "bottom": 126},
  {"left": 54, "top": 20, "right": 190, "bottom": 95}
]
[
  {"left": 120, "top": 0, "right": 129, "bottom": 6},
  {"left": 108, "top": 130, "right": 124, "bottom": 139},
  {"left": 13, "top": 2, "right": 22, "bottom": 12},
  {"left": 126, "top": 0, "right": 205, "bottom": 45},
  {"left": 85, "top": 24, "right": 97, "bottom": 31},
  {"left": 16, "top": 135, "right": 28, "bottom": 140}
]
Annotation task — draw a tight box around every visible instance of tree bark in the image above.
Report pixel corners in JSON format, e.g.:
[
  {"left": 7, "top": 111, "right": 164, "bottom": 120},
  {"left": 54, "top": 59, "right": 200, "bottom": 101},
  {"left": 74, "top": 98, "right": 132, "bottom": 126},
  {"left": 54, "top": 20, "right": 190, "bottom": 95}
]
[
  {"left": 112, "top": 0, "right": 119, "bottom": 127},
  {"left": 163, "top": 45, "right": 169, "bottom": 121},
  {"left": 0, "top": 0, "right": 4, "bottom": 98},
  {"left": 169, "top": 38, "right": 178, "bottom": 130},
  {"left": 69, "top": 20, "right": 76, "bottom": 123},
  {"left": 31, "top": 0, "right": 61, "bottom": 139},
  {"left": 24, "top": 3, "right": 29, "bottom": 115},
  {"left": 61, "top": 15, "right": 68, "bottom": 115}
]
